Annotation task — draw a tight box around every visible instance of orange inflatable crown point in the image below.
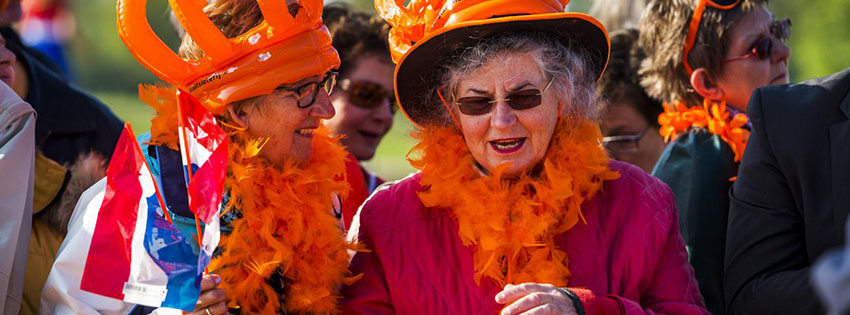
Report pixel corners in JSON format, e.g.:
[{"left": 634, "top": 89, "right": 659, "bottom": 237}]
[
  {"left": 376, "top": 0, "right": 571, "bottom": 63},
  {"left": 117, "top": 0, "right": 340, "bottom": 114}
]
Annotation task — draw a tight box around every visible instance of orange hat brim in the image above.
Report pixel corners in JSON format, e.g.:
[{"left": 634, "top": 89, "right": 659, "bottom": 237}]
[{"left": 393, "top": 12, "right": 609, "bottom": 128}]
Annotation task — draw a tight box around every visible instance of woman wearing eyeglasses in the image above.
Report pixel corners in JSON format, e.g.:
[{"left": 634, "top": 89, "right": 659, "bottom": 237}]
[
  {"left": 341, "top": 0, "right": 707, "bottom": 314},
  {"left": 322, "top": 4, "right": 394, "bottom": 229},
  {"left": 42, "top": 0, "right": 358, "bottom": 314},
  {"left": 598, "top": 28, "right": 666, "bottom": 173},
  {"left": 639, "top": 0, "right": 791, "bottom": 314}
]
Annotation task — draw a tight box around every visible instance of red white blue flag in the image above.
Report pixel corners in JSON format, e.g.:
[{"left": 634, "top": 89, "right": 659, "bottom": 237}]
[
  {"left": 72, "top": 91, "right": 228, "bottom": 312},
  {"left": 77, "top": 123, "right": 203, "bottom": 312},
  {"left": 176, "top": 88, "right": 228, "bottom": 276}
]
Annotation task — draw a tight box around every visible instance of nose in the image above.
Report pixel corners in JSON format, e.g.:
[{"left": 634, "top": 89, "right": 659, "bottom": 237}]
[
  {"left": 310, "top": 89, "right": 335, "bottom": 119},
  {"left": 771, "top": 38, "right": 791, "bottom": 64},
  {"left": 490, "top": 100, "right": 516, "bottom": 129}
]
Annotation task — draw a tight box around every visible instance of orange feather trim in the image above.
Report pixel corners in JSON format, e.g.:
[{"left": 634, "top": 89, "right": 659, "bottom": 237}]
[
  {"left": 138, "top": 84, "right": 180, "bottom": 150},
  {"left": 139, "top": 85, "right": 358, "bottom": 314},
  {"left": 657, "top": 98, "right": 750, "bottom": 162},
  {"left": 409, "top": 118, "right": 620, "bottom": 288},
  {"left": 209, "top": 128, "right": 359, "bottom": 315}
]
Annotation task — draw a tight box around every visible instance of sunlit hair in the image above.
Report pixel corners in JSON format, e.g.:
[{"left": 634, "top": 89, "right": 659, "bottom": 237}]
[
  {"left": 638, "top": 0, "right": 769, "bottom": 105},
  {"left": 589, "top": 0, "right": 648, "bottom": 32},
  {"left": 432, "top": 32, "right": 597, "bottom": 127},
  {"left": 322, "top": 3, "right": 390, "bottom": 78}
]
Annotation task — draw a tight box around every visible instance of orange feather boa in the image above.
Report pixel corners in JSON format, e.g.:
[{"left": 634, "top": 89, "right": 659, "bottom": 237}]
[
  {"left": 658, "top": 98, "right": 750, "bottom": 162},
  {"left": 141, "top": 85, "right": 358, "bottom": 314},
  {"left": 409, "top": 118, "right": 620, "bottom": 288}
]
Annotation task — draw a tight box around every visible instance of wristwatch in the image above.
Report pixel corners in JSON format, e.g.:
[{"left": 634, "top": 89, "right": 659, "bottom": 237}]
[{"left": 558, "top": 287, "right": 585, "bottom": 315}]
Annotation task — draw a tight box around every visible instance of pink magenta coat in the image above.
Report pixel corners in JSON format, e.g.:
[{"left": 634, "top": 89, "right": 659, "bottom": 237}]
[{"left": 341, "top": 161, "right": 709, "bottom": 314}]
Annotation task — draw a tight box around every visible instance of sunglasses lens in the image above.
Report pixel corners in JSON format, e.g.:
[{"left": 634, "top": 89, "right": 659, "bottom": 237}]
[
  {"left": 771, "top": 19, "right": 792, "bottom": 42},
  {"left": 507, "top": 89, "right": 542, "bottom": 110},
  {"left": 347, "top": 81, "right": 395, "bottom": 113},
  {"left": 754, "top": 38, "right": 772, "bottom": 60},
  {"left": 457, "top": 97, "right": 494, "bottom": 115}
]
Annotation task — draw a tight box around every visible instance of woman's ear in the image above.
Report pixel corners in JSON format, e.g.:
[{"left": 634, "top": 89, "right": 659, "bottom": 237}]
[
  {"left": 226, "top": 105, "right": 249, "bottom": 130},
  {"left": 690, "top": 68, "right": 725, "bottom": 101}
]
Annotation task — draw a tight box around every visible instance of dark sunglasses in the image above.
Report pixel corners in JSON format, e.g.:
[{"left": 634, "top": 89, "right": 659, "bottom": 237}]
[
  {"left": 724, "top": 19, "right": 791, "bottom": 63},
  {"left": 336, "top": 79, "right": 397, "bottom": 114},
  {"left": 452, "top": 77, "right": 555, "bottom": 116},
  {"left": 276, "top": 70, "right": 338, "bottom": 108}
]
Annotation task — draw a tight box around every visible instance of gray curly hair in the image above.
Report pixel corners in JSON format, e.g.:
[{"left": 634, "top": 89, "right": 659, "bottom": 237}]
[{"left": 429, "top": 32, "right": 599, "bottom": 127}]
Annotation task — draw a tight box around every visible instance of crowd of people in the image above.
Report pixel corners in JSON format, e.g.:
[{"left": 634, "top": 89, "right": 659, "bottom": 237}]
[{"left": 0, "top": 0, "right": 848, "bottom": 314}]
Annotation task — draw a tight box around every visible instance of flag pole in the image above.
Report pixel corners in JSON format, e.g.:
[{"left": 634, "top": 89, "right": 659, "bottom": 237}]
[
  {"left": 126, "top": 122, "right": 172, "bottom": 225},
  {"left": 177, "top": 91, "right": 205, "bottom": 249}
]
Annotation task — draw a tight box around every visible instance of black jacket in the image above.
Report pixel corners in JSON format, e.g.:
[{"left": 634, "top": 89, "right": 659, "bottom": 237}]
[
  {"left": 725, "top": 67, "right": 850, "bottom": 314},
  {"left": 1, "top": 27, "right": 122, "bottom": 165}
]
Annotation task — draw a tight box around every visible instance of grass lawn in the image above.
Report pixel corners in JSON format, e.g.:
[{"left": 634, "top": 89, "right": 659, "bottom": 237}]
[{"left": 94, "top": 90, "right": 418, "bottom": 181}]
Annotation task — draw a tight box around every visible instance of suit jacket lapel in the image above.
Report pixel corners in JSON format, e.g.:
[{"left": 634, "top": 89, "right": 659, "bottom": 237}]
[{"left": 830, "top": 88, "right": 850, "bottom": 241}]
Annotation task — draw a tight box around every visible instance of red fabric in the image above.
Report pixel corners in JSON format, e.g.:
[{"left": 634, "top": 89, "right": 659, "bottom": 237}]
[
  {"left": 177, "top": 90, "right": 227, "bottom": 224},
  {"left": 341, "top": 161, "right": 708, "bottom": 314},
  {"left": 80, "top": 124, "right": 143, "bottom": 299},
  {"left": 341, "top": 154, "right": 368, "bottom": 230}
]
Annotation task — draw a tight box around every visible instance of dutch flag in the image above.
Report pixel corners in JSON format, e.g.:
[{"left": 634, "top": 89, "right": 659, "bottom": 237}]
[{"left": 41, "top": 91, "right": 227, "bottom": 314}]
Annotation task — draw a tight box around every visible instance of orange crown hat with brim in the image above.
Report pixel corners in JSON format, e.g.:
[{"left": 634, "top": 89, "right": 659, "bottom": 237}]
[
  {"left": 117, "top": 0, "right": 340, "bottom": 115},
  {"left": 377, "top": 0, "right": 610, "bottom": 127}
]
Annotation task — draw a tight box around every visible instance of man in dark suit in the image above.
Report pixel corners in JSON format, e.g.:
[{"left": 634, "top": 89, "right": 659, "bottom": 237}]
[{"left": 725, "top": 67, "right": 850, "bottom": 314}]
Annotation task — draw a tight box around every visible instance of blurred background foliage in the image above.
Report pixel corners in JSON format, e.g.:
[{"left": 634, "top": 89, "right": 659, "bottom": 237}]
[{"left": 55, "top": 0, "right": 850, "bottom": 180}]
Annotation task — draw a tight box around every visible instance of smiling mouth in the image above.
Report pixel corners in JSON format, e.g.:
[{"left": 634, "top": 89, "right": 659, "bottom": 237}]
[
  {"left": 490, "top": 138, "right": 526, "bottom": 154},
  {"left": 359, "top": 130, "right": 382, "bottom": 140},
  {"left": 295, "top": 128, "right": 315, "bottom": 137}
]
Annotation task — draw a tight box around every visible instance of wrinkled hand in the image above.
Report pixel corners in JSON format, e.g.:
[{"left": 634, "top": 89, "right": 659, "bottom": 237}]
[
  {"left": 495, "top": 283, "right": 578, "bottom": 315},
  {"left": 188, "top": 274, "right": 231, "bottom": 315}
]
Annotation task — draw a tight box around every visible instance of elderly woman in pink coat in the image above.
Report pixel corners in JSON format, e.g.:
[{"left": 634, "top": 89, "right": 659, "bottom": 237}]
[{"left": 341, "top": 0, "right": 709, "bottom": 314}]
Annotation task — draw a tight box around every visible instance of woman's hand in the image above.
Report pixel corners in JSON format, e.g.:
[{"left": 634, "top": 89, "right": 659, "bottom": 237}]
[
  {"left": 189, "top": 274, "right": 231, "bottom": 315},
  {"left": 495, "top": 283, "right": 578, "bottom": 315}
]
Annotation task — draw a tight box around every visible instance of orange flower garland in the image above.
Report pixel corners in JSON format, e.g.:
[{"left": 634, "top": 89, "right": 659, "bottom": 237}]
[
  {"left": 409, "top": 118, "right": 620, "bottom": 288},
  {"left": 658, "top": 98, "right": 750, "bottom": 162},
  {"left": 141, "top": 85, "right": 359, "bottom": 314}
]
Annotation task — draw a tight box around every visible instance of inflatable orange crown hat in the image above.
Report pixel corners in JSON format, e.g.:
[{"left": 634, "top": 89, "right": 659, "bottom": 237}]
[
  {"left": 117, "top": 0, "right": 339, "bottom": 114},
  {"left": 375, "top": 0, "right": 609, "bottom": 127},
  {"left": 379, "top": 0, "right": 578, "bottom": 62}
]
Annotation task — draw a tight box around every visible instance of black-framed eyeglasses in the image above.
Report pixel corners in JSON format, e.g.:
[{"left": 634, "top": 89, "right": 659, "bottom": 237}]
[
  {"left": 276, "top": 70, "right": 339, "bottom": 108},
  {"left": 602, "top": 127, "right": 649, "bottom": 154},
  {"left": 453, "top": 77, "right": 555, "bottom": 116},
  {"left": 724, "top": 19, "right": 791, "bottom": 63}
]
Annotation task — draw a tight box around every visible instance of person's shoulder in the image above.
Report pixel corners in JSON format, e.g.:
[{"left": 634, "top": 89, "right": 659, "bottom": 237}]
[
  {"left": 359, "top": 172, "right": 432, "bottom": 232},
  {"left": 755, "top": 67, "right": 850, "bottom": 120},
  {"left": 654, "top": 129, "right": 735, "bottom": 175}
]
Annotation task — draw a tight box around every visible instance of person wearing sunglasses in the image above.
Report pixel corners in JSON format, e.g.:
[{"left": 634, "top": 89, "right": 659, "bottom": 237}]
[
  {"left": 42, "top": 0, "right": 359, "bottom": 314},
  {"left": 598, "top": 28, "right": 666, "bottom": 173},
  {"left": 639, "top": 0, "right": 791, "bottom": 314},
  {"left": 341, "top": 0, "right": 707, "bottom": 314},
  {"left": 322, "top": 4, "right": 394, "bottom": 229}
]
